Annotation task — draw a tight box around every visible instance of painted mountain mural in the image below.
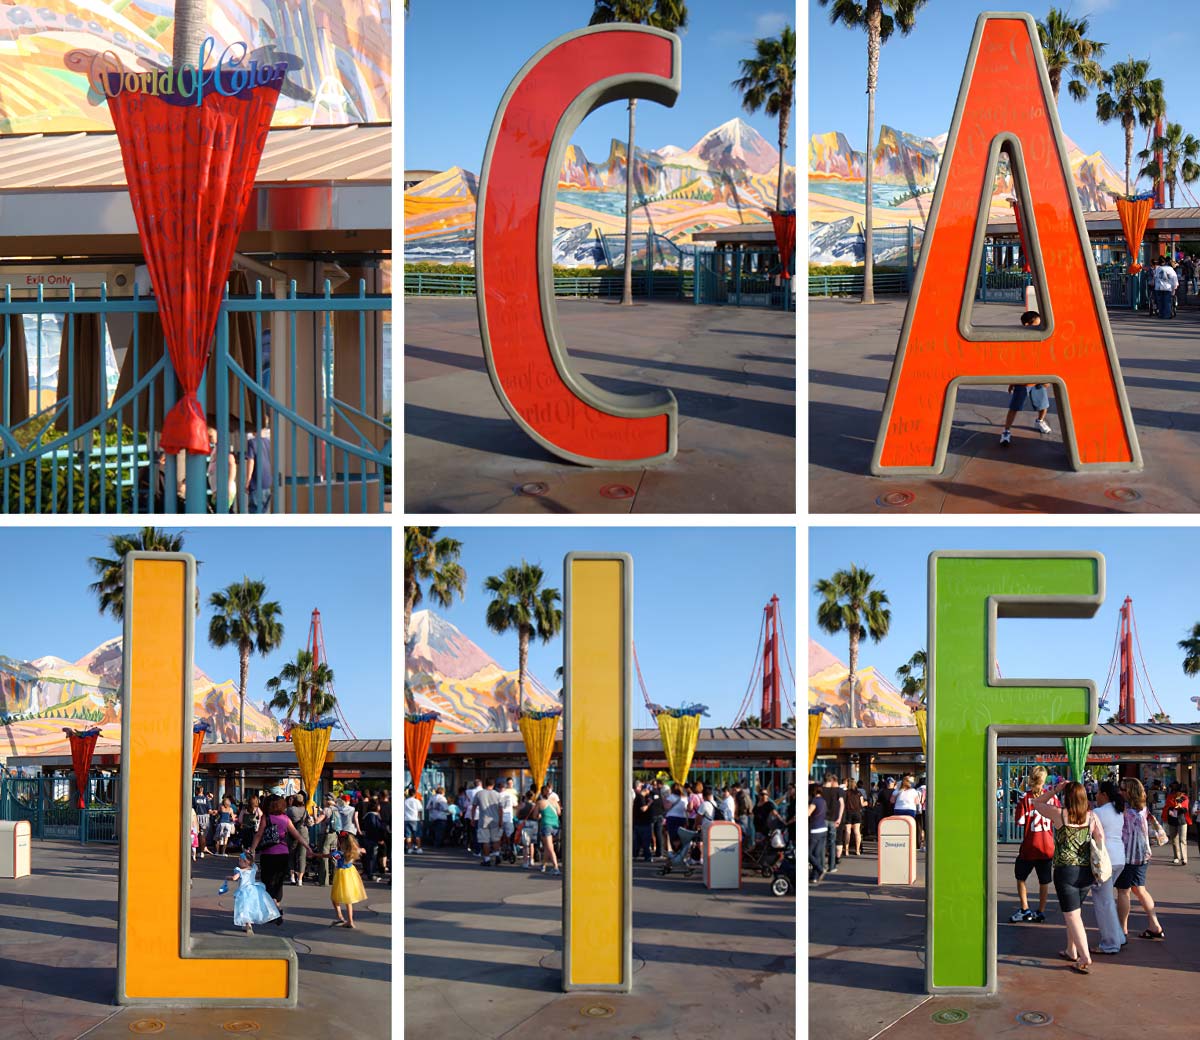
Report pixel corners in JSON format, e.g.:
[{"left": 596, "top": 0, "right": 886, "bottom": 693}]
[
  {"left": 0, "top": 638, "right": 282, "bottom": 759},
  {"left": 809, "top": 124, "right": 1124, "bottom": 264},
  {"left": 405, "top": 117, "right": 796, "bottom": 267},
  {"left": 808, "top": 638, "right": 914, "bottom": 729},
  {"left": 405, "top": 610, "right": 560, "bottom": 734}
]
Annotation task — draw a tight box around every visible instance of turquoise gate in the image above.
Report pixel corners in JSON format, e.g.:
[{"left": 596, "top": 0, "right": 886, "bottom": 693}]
[
  {"left": 1, "top": 776, "right": 119, "bottom": 843},
  {"left": 0, "top": 279, "right": 391, "bottom": 513}
]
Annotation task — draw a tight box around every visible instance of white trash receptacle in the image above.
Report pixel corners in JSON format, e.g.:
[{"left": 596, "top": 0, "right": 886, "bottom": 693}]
[
  {"left": 877, "top": 815, "right": 917, "bottom": 885},
  {"left": 1024, "top": 283, "right": 1039, "bottom": 313},
  {"left": 703, "top": 819, "right": 742, "bottom": 890},
  {"left": 0, "top": 820, "right": 31, "bottom": 879}
]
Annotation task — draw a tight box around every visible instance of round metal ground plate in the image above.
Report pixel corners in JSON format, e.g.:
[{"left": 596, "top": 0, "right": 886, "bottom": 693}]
[
  {"left": 516, "top": 481, "right": 549, "bottom": 497},
  {"left": 581, "top": 1003, "right": 615, "bottom": 1018},
  {"left": 1017, "top": 1011, "right": 1053, "bottom": 1027},
  {"left": 222, "top": 1022, "right": 260, "bottom": 1034},
  {"left": 129, "top": 1022, "right": 165, "bottom": 1035},
  {"left": 876, "top": 489, "right": 916, "bottom": 507},
  {"left": 599, "top": 484, "right": 636, "bottom": 500},
  {"left": 932, "top": 1008, "right": 969, "bottom": 1025},
  {"left": 1104, "top": 487, "right": 1141, "bottom": 503}
]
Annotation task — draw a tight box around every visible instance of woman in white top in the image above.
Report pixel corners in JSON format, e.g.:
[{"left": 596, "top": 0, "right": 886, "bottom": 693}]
[
  {"left": 1091, "top": 780, "right": 1127, "bottom": 955},
  {"left": 664, "top": 783, "right": 687, "bottom": 851},
  {"left": 892, "top": 777, "right": 921, "bottom": 818}
]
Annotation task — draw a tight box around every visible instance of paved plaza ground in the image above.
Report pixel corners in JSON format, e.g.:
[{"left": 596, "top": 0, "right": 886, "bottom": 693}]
[
  {"left": 809, "top": 839, "right": 1200, "bottom": 1038},
  {"left": 0, "top": 840, "right": 390, "bottom": 1040},
  {"left": 404, "top": 845, "right": 796, "bottom": 1039},
  {"left": 810, "top": 297, "right": 1200, "bottom": 512},
  {"left": 405, "top": 297, "right": 796, "bottom": 513}
]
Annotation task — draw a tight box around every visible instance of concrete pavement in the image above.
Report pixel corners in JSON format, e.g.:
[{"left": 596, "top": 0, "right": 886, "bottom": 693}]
[
  {"left": 810, "top": 297, "right": 1200, "bottom": 512},
  {"left": 404, "top": 843, "right": 795, "bottom": 1039},
  {"left": 0, "top": 839, "right": 390, "bottom": 1040},
  {"left": 809, "top": 839, "right": 1200, "bottom": 1038},
  {"left": 405, "top": 297, "right": 796, "bottom": 513}
]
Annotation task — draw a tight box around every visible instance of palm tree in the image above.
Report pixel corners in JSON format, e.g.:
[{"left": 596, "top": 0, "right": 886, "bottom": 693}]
[
  {"left": 741, "top": 713, "right": 762, "bottom": 728},
  {"left": 1036, "top": 8, "right": 1105, "bottom": 105},
  {"left": 88, "top": 527, "right": 188, "bottom": 623},
  {"left": 589, "top": 0, "right": 688, "bottom": 306},
  {"left": 814, "top": 565, "right": 891, "bottom": 729},
  {"left": 895, "top": 648, "right": 927, "bottom": 703},
  {"left": 208, "top": 578, "right": 284, "bottom": 745},
  {"left": 266, "top": 649, "right": 336, "bottom": 725},
  {"left": 1181, "top": 622, "right": 1200, "bottom": 681},
  {"left": 1096, "top": 58, "right": 1165, "bottom": 195},
  {"left": 483, "top": 562, "right": 563, "bottom": 713},
  {"left": 732, "top": 24, "right": 796, "bottom": 212},
  {"left": 818, "top": 0, "right": 928, "bottom": 305},
  {"left": 1137, "top": 122, "right": 1200, "bottom": 208},
  {"left": 404, "top": 526, "right": 466, "bottom": 641},
  {"left": 172, "top": 0, "right": 207, "bottom": 71}
]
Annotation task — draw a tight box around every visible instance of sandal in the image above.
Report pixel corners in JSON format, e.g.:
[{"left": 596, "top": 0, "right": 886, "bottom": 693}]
[
  {"left": 1140, "top": 928, "right": 1165, "bottom": 940},
  {"left": 1056, "top": 951, "right": 1076, "bottom": 962},
  {"left": 1071, "top": 961, "right": 1091, "bottom": 975}
]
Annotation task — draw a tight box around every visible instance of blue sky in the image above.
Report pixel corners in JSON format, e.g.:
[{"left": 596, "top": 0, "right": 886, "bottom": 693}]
[
  {"left": 810, "top": 528, "right": 1200, "bottom": 722},
  {"left": 404, "top": 2, "right": 796, "bottom": 172},
  {"left": 0, "top": 527, "right": 391, "bottom": 737},
  {"left": 809, "top": 1, "right": 1197, "bottom": 194},
  {"left": 418, "top": 527, "right": 797, "bottom": 729}
]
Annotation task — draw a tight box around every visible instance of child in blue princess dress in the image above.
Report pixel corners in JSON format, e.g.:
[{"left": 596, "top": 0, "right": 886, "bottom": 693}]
[{"left": 225, "top": 851, "right": 281, "bottom": 934}]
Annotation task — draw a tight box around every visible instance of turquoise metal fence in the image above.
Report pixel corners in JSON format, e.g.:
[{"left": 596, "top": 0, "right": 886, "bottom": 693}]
[
  {"left": 696, "top": 252, "right": 794, "bottom": 309},
  {"left": 0, "top": 280, "right": 391, "bottom": 513},
  {"left": 1, "top": 776, "right": 119, "bottom": 843},
  {"left": 808, "top": 272, "right": 908, "bottom": 296},
  {"left": 404, "top": 269, "right": 694, "bottom": 299}
]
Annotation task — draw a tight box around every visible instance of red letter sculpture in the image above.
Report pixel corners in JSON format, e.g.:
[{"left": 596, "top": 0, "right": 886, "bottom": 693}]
[
  {"left": 476, "top": 26, "right": 680, "bottom": 466},
  {"left": 872, "top": 14, "right": 1141, "bottom": 475}
]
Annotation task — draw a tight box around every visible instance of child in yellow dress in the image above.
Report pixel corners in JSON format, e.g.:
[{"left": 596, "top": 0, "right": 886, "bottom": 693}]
[{"left": 330, "top": 832, "right": 367, "bottom": 928}]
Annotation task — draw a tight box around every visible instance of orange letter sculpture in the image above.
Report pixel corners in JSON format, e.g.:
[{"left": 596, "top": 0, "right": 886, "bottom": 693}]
[
  {"left": 118, "top": 552, "right": 296, "bottom": 1006},
  {"left": 476, "top": 26, "right": 680, "bottom": 466},
  {"left": 872, "top": 13, "right": 1141, "bottom": 475}
]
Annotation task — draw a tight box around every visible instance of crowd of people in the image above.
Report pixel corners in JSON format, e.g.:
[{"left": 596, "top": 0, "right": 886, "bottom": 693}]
[
  {"left": 403, "top": 776, "right": 797, "bottom": 875},
  {"left": 1145, "top": 254, "right": 1200, "bottom": 318}
]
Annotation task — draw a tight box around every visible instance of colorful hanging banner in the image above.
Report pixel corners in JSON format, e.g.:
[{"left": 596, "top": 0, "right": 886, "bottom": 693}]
[
  {"left": 91, "top": 42, "right": 284, "bottom": 454},
  {"left": 404, "top": 712, "right": 439, "bottom": 793},
  {"left": 291, "top": 719, "right": 335, "bottom": 814},
  {"left": 768, "top": 209, "right": 796, "bottom": 281},
  {"left": 808, "top": 708, "right": 824, "bottom": 775},
  {"left": 1008, "top": 198, "right": 1032, "bottom": 274},
  {"left": 191, "top": 720, "right": 210, "bottom": 774},
  {"left": 1063, "top": 734, "right": 1093, "bottom": 781},
  {"left": 518, "top": 709, "right": 560, "bottom": 790},
  {"left": 913, "top": 708, "right": 927, "bottom": 755},
  {"left": 1114, "top": 195, "right": 1154, "bottom": 273},
  {"left": 654, "top": 705, "right": 705, "bottom": 785},
  {"left": 64, "top": 727, "right": 102, "bottom": 809}
]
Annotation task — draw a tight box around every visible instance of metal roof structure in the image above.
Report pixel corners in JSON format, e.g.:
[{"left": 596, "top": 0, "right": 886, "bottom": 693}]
[
  {"left": 816, "top": 723, "right": 1200, "bottom": 755},
  {"left": 987, "top": 206, "right": 1200, "bottom": 238},
  {"left": 691, "top": 221, "right": 778, "bottom": 244},
  {"left": 431, "top": 727, "right": 796, "bottom": 758},
  {"left": 0, "top": 123, "right": 391, "bottom": 245},
  {"left": 7, "top": 738, "right": 391, "bottom": 771}
]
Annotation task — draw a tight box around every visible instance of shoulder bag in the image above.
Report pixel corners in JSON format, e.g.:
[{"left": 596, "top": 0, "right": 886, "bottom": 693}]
[{"left": 1087, "top": 813, "right": 1112, "bottom": 884}]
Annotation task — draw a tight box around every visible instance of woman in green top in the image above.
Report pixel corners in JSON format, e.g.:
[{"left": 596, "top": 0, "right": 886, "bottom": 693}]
[
  {"left": 1034, "top": 780, "right": 1105, "bottom": 975},
  {"left": 537, "top": 785, "right": 562, "bottom": 876}
]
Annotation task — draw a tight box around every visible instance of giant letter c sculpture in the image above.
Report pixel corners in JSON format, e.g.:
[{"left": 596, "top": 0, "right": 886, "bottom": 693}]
[
  {"left": 477, "top": 26, "right": 680, "bottom": 467},
  {"left": 118, "top": 552, "right": 297, "bottom": 1006},
  {"left": 927, "top": 550, "right": 1102, "bottom": 994}
]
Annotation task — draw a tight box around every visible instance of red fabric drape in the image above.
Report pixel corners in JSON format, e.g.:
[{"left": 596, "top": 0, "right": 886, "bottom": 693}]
[
  {"left": 105, "top": 74, "right": 281, "bottom": 454},
  {"left": 769, "top": 210, "right": 796, "bottom": 280},
  {"left": 1009, "top": 199, "right": 1032, "bottom": 274},
  {"left": 404, "top": 718, "right": 436, "bottom": 792},
  {"left": 1116, "top": 197, "right": 1154, "bottom": 274},
  {"left": 66, "top": 731, "right": 99, "bottom": 810},
  {"left": 192, "top": 729, "right": 205, "bottom": 773}
]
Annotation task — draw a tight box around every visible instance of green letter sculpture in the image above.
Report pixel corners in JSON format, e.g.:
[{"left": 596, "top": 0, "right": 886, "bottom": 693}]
[{"left": 927, "top": 551, "right": 1102, "bottom": 993}]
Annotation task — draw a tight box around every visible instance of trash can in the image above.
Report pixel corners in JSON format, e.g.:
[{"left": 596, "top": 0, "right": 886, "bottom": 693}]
[
  {"left": 1024, "top": 283, "right": 1039, "bottom": 313},
  {"left": 877, "top": 815, "right": 916, "bottom": 885},
  {"left": 0, "top": 820, "right": 31, "bottom": 879},
  {"left": 703, "top": 819, "right": 742, "bottom": 890}
]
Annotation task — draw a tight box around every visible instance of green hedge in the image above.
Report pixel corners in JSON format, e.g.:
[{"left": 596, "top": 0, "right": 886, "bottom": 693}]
[{"left": 808, "top": 264, "right": 907, "bottom": 276}]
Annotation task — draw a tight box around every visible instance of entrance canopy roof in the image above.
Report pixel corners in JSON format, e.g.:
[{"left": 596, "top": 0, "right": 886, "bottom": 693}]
[
  {"left": 817, "top": 723, "right": 1200, "bottom": 755},
  {"left": 987, "top": 206, "right": 1200, "bottom": 239},
  {"left": 0, "top": 123, "right": 391, "bottom": 248},
  {"left": 431, "top": 726, "right": 795, "bottom": 759},
  {"left": 6, "top": 738, "right": 391, "bottom": 772}
]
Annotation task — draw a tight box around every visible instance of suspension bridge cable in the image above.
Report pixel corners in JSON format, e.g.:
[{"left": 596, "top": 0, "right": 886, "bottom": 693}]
[
  {"left": 731, "top": 612, "right": 768, "bottom": 726},
  {"left": 1130, "top": 609, "right": 1167, "bottom": 718}
]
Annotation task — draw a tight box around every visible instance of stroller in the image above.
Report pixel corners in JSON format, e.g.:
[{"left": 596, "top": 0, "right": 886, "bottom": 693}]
[
  {"left": 659, "top": 827, "right": 701, "bottom": 878},
  {"left": 744, "top": 828, "right": 787, "bottom": 877},
  {"left": 771, "top": 844, "right": 795, "bottom": 897}
]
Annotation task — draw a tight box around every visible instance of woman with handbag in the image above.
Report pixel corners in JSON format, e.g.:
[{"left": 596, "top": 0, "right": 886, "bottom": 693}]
[
  {"left": 1116, "top": 778, "right": 1166, "bottom": 942},
  {"left": 1090, "top": 781, "right": 1127, "bottom": 955},
  {"left": 1164, "top": 784, "right": 1190, "bottom": 866},
  {"left": 1034, "top": 780, "right": 1106, "bottom": 974}
]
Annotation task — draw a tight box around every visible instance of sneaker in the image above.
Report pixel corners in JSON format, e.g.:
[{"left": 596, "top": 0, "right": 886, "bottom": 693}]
[
  {"left": 1172, "top": 858, "right": 1181, "bottom": 865},
  {"left": 552, "top": 867, "right": 562, "bottom": 875},
  {"left": 480, "top": 858, "right": 490, "bottom": 868},
  {"left": 999, "top": 429, "right": 1012, "bottom": 446},
  {"left": 1030, "top": 911, "right": 1045, "bottom": 923},
  {"left": 1009, "top": 909, "right": 1031, "bottom": 923},
  {"left": 828, "top": 867, "right": 839, "bottom": 874},
  {"left": 414, "top": 848, "right": 423, "bottom": 855},
  {"left": 1034, "top": 418, "right": 1052, "bottom": 434}
]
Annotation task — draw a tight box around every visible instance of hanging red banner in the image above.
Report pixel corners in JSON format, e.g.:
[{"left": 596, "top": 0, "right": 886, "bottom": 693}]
[
  {"left": 65, "top": 727, "right": 101, "bottom": 810},
  {"left": 404, "top": 716, "right": 437, "bottom": 791},
  {"left": 99, "top": 49, "right": 284, "bottom": 453},
  {"left": 192, "top": 720, "right": 210, "bottom": 773},
  {"left": 769, "top": 210, "right": 796, "bottom": 280},
  {"left": 1115, "top": 196, "right": 1154, "bottom": 274},
  {"left": 1008, "top": 198, "right": 1032, "bottom": 274}
]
